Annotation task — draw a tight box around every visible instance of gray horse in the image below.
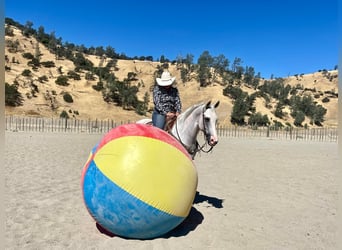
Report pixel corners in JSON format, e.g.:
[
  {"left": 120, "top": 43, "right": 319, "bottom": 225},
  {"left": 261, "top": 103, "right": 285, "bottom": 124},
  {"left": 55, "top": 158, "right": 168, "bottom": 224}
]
[{"left": 137, "top": 100, "right": 220, "bottom": 159}]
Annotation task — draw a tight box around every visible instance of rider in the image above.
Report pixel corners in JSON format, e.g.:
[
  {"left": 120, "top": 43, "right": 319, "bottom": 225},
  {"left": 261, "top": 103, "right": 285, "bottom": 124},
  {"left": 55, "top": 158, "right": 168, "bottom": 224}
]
[{"left": 152, "top": 71, "right": 182, "bottom": 130}]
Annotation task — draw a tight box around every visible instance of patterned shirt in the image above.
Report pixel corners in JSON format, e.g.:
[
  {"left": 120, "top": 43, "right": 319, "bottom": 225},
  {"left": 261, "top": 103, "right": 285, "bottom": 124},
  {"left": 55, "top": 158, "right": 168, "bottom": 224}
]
[{"left": 153, "top": 85, "right": 182, "bottom": 115}]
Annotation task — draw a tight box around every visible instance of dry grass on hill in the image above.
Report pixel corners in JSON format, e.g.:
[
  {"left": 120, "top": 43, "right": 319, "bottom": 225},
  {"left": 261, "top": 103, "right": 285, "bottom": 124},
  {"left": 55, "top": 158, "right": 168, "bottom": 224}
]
[{"left": 4, "top": 25, "right": 338, "bottom": 127}]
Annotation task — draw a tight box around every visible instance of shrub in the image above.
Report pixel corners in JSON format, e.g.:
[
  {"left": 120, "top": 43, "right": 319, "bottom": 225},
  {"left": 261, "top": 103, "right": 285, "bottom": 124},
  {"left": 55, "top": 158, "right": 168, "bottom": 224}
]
[
  {"left": 85, "top": 72, "right": 96, "bottom": 80},
  {"left": 63, "top": 93, "right": 73, "bottom": 103},
  {"left": 22, "top": 69, "right": 32, "bottom": 77},
  {"left": 55, "top": 75, "right": 69, "bottom": 86},
  {"left": 41, "top": 61, "right": 55, "bottom": 68},
  {"left": 22, "top": 52, "right": 34, "bottom": 59},
  {"left": 38, "top": 75, "right": 49, "bottom": 83},
  {"left": 67, "top": 70, "right": 81, "bottom": 80},
  {"left": 322, "top": 97, "right": 330, "bottom": 103},
  {"left": 57, "top": 66, "right": 63, "bottom": 74},
  {"left": 5, "top": 82, "right": 24, "bottom": 106},
  {"left": 5, "top": 26, "right": 14, "bottom": 36},
  {"left": 60, "top": 110, "right": 69, "bottom": 119},
  {"left": 6, "top": 39, "right": 20, "bottom": 53},
  {"left": 92, "top": 81, "right": 104, "bottom": 91},
  {"left": 285, "top": 122, "right": 292, "bottom": 128},
  {"left": 27, "top": 58, "right": 40, "bottom": 67}
]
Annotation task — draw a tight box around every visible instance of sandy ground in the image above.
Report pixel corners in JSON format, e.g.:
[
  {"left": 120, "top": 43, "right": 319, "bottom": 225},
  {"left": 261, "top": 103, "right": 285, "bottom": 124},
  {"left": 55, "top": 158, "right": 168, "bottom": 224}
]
[{"left": 5, "top": 131, "right": 338, "bottom": 250}]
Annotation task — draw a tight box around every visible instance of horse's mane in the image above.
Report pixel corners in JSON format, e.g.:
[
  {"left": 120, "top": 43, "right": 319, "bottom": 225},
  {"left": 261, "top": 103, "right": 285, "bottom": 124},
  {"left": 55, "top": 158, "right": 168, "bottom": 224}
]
[{"left": 177, "top": 102, "right": 204, "bottom": 123}]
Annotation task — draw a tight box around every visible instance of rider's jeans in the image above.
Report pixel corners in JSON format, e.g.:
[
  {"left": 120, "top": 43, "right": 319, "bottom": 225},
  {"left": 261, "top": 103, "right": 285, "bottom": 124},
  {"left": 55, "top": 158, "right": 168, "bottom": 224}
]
[{"left": 152, "top": 110, "right": 165, "bottom": 129}]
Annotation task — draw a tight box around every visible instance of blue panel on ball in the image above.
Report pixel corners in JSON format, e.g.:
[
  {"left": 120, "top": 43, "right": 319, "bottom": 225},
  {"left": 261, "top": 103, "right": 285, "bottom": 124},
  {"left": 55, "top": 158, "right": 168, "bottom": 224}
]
[{"left": 83, "top": 160, "right": 185, "bottom": 239}]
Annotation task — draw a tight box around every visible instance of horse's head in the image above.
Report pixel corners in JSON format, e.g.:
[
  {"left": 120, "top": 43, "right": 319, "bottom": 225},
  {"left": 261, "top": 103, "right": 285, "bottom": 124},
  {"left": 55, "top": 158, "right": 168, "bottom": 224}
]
[{"left": 200, "top": 100, "right": 220, "bottom": 147}]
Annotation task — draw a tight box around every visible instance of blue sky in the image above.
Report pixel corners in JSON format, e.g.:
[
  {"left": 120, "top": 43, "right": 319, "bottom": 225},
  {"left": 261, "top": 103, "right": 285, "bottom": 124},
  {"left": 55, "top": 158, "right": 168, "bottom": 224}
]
[{"left": 5, "top": 0, "right": 338, "bottom": 78}]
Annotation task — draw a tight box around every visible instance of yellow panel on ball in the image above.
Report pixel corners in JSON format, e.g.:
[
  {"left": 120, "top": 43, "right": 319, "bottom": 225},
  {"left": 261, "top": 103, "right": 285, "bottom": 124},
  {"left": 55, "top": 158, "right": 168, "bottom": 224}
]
[{"left": 94, "top": 135, "right": 197, "bottom": 217}]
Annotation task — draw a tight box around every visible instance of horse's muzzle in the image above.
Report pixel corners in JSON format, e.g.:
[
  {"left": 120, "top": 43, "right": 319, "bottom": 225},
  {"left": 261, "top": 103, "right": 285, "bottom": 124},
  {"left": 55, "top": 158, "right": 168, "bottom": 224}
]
[{"left": 208, "top": 136, "right": 218, "bottom": 147}]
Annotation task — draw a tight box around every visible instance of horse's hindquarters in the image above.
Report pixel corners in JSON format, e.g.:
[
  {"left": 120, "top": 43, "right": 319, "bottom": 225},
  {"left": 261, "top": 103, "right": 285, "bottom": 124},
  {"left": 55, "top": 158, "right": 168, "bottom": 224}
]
[{"left": 136, "top": 119, "right": 152, "bottom": 125}]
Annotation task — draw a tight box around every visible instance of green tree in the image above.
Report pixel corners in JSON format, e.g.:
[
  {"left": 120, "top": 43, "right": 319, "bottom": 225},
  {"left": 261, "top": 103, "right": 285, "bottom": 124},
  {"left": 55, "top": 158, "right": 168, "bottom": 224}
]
[
  {"left": 5, "top": 83, "right": 24, "bottom": 106},
  {"left": 48, "top": 31, "right": 58, "bottom": 54},
  {"left": 160, "top": 55, "right": 166, "bottom": 63},
  {"left": 249, "top": 72, "right": 261, "bottom": 89},
  {"left": 293, "top": 110, "right": 305, "bottom": 126},
  {"left": 180, "top": 67, "right": 189, "bottom": 82},
  {"left": 248, "top": 112, "right": 269, "bottom": 126},
  {"left": 223, "top": 85, "right": 247, "bottom": 100},
  {"left": 34, "top": 42, "right": 41, "bottom": 62},
  {"left": 311, "top": 105, "right": 327, "bottom": 126},
  {"left": 245, "top": 92, "right": 257, "bottom": 113},
  {"left": 105, "top": 46, "right": 116, "bottom": 58},
  {"left": 197, "top": 51, "right": 213, "bottom": 87},
  {"left": 145, "top": 56, "right": 153, "bottom": 61},
  {"left": 231, "top": 97, "right": 249, "bottom": 125},
  {"left": 37, "top": 26, "right": 49, "bottom": 46},
  {"left": 185, "top": 54, "right": 194, "bottom": 70},
  {"left": 244, "top": 66, "right": 255, "bottom": 87},
  {"left": 120, "top": 85, "right": 139, "bottom": 110},
  {"left": 231, "top": 57, "right": 242, "bottom": 72},
  {"left": 212, "top": 54, "right": 229, "bottom": 81},
  {"left": 22, "top": 21, "right": 35, "bottom": 37},
  {"left": 259, "top": 78, "right": 289, "bottom": 100},
  {"left": 73, "top": 52, "right": 94, "bottom": 71},
  {"left": 95, "top": 46, "right": 105, "bottom": 56},
  {"left": 274, "top": 102, "right": 285, "bottom": 118}
]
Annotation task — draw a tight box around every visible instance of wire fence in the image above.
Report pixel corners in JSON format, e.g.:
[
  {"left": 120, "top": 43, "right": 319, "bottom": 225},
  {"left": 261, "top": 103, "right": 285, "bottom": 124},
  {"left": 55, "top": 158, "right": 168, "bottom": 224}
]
[{"left": 5, "top": 115, "right": 338, "bottom": 142}]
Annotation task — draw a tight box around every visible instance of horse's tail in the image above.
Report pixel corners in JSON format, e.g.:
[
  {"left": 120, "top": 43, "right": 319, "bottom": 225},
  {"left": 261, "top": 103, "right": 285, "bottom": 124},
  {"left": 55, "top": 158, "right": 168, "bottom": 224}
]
[{"left": 136, "top": 118, "right": 152, "bottom": 125}]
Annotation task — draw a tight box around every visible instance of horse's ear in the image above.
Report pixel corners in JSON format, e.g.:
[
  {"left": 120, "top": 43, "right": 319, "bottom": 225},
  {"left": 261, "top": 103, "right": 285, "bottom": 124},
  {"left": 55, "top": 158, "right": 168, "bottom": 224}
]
[
  {"left": 205, "top": 100, "right": 212, "bottom": 109},
  {"left": 214, "top": 101, "right": 220, "bottom": 108}
]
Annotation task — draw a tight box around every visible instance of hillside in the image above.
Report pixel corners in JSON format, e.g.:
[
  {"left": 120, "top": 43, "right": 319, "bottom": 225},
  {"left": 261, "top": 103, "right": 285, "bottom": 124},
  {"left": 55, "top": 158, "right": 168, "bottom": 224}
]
[{"left": 4, "top": 24, "right": 338, "bottom": 127}]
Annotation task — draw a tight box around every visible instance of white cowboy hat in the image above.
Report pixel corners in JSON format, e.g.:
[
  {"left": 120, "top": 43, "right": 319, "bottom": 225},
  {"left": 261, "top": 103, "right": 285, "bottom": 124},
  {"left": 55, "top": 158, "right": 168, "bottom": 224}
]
[{"left": 156, "top": 71, "right": 176, "bottom": 86}]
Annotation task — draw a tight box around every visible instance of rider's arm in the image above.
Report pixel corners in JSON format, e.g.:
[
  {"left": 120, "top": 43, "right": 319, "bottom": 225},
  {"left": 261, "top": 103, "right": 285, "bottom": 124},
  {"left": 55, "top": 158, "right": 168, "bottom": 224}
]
[{"left": 174, "top": 88, "right": 182, "bottom": 114}]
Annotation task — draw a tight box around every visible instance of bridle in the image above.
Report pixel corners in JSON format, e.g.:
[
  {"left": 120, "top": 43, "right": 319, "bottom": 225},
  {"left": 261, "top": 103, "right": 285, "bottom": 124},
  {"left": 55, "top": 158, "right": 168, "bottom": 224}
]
[
  {"left": 173, "top": 106, "right": 216, "bottom": 159},
  {"left": 199, "top": 110, "right": 216, "bottom": 153}
]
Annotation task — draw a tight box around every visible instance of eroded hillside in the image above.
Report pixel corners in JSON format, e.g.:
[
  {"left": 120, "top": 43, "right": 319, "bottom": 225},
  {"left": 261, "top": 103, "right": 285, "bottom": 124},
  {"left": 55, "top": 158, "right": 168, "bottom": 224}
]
[{"left": 4, "top": 24, "right": 338, "bottom": 127}]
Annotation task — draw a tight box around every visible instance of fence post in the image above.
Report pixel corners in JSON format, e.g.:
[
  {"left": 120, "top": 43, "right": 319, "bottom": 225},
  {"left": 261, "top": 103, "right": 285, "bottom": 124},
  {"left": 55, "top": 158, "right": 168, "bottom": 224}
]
[{"left": 64, "top": 118, "right": 67, "bottom": 132}]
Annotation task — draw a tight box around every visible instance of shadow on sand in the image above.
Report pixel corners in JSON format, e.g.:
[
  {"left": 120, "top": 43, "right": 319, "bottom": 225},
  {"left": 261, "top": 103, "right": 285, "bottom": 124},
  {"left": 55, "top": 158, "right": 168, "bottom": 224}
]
[
  {"left": 193, "top": 191, "right": 224, "bottom": 208},
  {"left": 96, "top": 191, "right": 224, "bottom": 239},
  {"left": 163, "top": 191, "right": 224, "bottom": 238}
]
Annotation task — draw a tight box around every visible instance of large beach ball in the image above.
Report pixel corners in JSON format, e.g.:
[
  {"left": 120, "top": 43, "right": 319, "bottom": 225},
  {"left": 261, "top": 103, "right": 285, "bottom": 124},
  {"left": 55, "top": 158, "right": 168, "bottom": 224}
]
[{"left": 81, "top": 123, "right": 198, "bottom": 239}]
